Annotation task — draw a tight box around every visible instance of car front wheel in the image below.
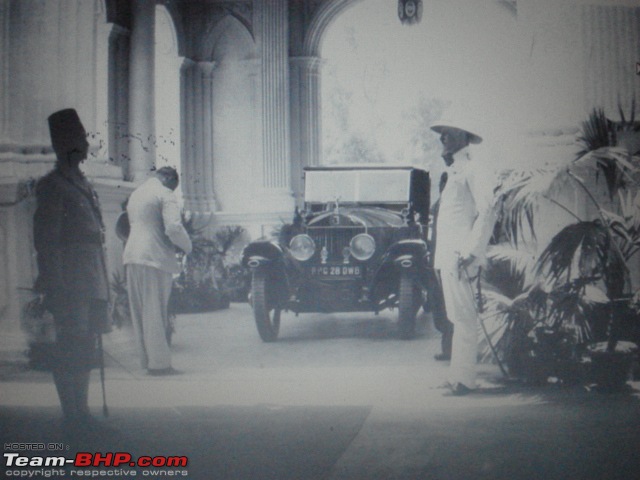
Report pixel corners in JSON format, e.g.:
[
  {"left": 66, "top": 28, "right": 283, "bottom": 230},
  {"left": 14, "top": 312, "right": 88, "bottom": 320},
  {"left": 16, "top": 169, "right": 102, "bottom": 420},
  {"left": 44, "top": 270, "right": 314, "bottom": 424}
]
[
  {"left": 251, "top": 270, "right": 281, "bottom": 342},
  {"left": 398, "top": 271, "right": 421, "bottom": 340}
]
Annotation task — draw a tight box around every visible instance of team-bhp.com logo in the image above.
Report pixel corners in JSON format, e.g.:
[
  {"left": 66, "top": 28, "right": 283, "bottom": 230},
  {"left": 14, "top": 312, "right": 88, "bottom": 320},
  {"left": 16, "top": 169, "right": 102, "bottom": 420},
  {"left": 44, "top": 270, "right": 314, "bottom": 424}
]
[{"left": 4, "top": 452, "right": 189, "bottom": 477}]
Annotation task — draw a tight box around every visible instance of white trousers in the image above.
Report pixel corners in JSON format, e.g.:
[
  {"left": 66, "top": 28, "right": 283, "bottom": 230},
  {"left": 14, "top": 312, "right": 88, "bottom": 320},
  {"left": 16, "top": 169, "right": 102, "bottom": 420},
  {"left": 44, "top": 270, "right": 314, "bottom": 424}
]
[
  {"left": 126, "top": 264, "right": 173, "bottom": 370},
  {"left": 440, "top": 267, "right": 479, "bottom": 388}
]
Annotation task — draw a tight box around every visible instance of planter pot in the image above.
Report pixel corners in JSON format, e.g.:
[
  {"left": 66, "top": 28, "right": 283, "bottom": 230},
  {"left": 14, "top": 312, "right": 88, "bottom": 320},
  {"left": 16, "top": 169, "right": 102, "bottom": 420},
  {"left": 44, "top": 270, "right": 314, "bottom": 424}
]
[
  {"left": 169, "top": 288, "right": 230, "bottom": 314},
  {"left": 588, "top": 351, "right": 635, "bottom": 392}
]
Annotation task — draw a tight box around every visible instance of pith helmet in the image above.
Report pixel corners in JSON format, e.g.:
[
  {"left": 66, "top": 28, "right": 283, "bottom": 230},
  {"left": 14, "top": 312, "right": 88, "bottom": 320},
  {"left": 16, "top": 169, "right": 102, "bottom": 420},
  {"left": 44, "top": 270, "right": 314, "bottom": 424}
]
[{"left": 430, "top": 110, "right": 483, "bottom": 144}]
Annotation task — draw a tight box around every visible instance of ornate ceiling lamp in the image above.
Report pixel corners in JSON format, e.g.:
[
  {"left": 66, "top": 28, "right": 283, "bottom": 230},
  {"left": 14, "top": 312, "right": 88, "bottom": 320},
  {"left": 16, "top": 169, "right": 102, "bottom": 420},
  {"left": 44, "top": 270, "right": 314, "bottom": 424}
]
[{"left": 398, "top": 0, "right": 423, "bottom": 25}]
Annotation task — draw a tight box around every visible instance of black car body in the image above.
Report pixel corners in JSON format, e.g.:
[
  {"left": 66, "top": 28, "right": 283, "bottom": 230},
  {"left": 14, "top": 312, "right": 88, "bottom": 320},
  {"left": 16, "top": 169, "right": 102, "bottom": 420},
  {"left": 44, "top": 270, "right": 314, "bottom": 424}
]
[{"left": 242, "top": 165, "right": 432, "bottom": 341}]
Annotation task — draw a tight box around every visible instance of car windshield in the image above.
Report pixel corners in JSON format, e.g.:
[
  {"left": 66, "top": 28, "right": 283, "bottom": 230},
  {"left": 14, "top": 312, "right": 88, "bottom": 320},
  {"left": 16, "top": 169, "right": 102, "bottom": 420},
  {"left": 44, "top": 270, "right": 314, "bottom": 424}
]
[{"left": 304, "top": 169, "right": 411, "bottom": 204}]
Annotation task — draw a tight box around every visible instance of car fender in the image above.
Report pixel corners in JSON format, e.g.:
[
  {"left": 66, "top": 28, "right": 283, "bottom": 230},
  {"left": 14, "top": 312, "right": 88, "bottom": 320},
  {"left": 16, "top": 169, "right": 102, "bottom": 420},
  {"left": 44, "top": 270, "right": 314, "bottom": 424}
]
[
  {"left": 383, "top": 239, "right": 429, "bottom": 269},
  {"left": 372, "top": 239, "right": 430, "bottom": 291},
  {"left": 242, "top": 241, "right": 285, "bottom": 269},
  {"left": 242, "top": 241, "right": 290, "bottom": 305}
]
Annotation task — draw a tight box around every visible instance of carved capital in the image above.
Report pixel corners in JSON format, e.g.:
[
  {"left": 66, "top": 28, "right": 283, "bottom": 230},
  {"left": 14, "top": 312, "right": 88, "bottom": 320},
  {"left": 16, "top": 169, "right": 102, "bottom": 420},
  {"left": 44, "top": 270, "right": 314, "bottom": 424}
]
[
  {"left": 108, "top": 22, "right": 130, "bottom": 41},
  {"left": 290, "top": 56, "right": 324, "bottom": 74},
  {"left": 180, "top": 57, "right": 197, "bottom": 71},
  {"left": 197, "top": 61, "right": 217, "bottom": 78}
]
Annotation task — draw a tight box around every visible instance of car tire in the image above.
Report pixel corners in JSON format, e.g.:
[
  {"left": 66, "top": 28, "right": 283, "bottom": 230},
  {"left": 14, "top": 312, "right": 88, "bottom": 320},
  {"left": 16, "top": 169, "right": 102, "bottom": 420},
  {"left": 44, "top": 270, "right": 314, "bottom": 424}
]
[
  {"left": 398, "top": 271, "right": 420, "bottom": 340},
  {"left": 251, "top": 270, "right": 281, "bottom": 342}
]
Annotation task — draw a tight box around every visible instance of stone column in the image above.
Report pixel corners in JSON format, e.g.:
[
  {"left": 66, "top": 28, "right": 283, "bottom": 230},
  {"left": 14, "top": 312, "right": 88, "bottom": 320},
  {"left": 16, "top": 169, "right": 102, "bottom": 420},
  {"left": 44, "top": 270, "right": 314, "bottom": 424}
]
[
  {"left": 580, "top": 4, "right": 640, "bottom": 119},
  {"left": 259, "top": 0, "right": 293, "bottom": 211},
  {"left": 0, "top": 0, "right": 9, "bottom": 145},
  {"left": 128, "top": 0, "right": 156, "bottom": 182},
  {"left": 108, "top": 24, "right": 130, "bottom": 174},
  {"left": 180, "top": 59, "right": 217, "bottom": 220},
  {"left": 289, "top": 56, "right": 323, "bottom": 204},
  {"left": 180, "top": 58, "right": 196, "bottom": 212},
  {"left": 199, "top": 61, "right": 217, "bottom": 214},
  {"left": 94, "top": 19, "right": 113, "bottom": 163},
  {"left": 4, "top": 0, "right": 99, "bottom": 146}
]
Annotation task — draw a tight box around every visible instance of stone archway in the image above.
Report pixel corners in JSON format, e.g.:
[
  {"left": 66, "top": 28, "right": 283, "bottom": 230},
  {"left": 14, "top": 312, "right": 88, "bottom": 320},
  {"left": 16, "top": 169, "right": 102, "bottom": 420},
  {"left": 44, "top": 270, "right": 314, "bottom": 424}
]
[
  {"left": 289, "top": 0, "right": 363, "bottom": 203},
  {"left": 303, "top": 0, "right": 364, "bottom": 58},
  {"left": 154, "top": 4, "right": 182, "bottom": 174},
  {"left": 180, "top": 14, "right": 260, "bottom": 225},
  {"left": 208, "top": 15, "right": 259, "bottom": 219},
  {"left": 293, "top": 0, "right": 523, "bottom": 178}
]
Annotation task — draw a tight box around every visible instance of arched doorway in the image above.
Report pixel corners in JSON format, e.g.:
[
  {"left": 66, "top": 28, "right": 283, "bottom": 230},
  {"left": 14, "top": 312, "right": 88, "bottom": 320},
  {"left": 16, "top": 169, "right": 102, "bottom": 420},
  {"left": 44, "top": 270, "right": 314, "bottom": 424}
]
[
  {"left": 288, "top": 0, "right": 534, "bottom": 197},
  {"left": 179, "top": 13, "right": 259, "bottom": 226},
  {"left": 318, "top": 0, "right": 524, "bottom": 172},
  {"left": 209, "top": 16, "right": 260, "bottom": 218},
  {"left": 155, "top": 5, "right": 181, "bottom": 172},
  {"left": 154, "top": 4, "right": 183, "bottom": 198}
]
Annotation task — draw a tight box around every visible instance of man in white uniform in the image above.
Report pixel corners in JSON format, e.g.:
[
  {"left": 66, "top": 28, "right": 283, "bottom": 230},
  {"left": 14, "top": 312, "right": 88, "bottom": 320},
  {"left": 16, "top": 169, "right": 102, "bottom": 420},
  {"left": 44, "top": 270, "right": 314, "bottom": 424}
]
[
  {"left": 123, "top": 167, "right": 192, "bottom": 375},
  {"left": 430, "top": 121, "right": 496, "bottom": 395}
]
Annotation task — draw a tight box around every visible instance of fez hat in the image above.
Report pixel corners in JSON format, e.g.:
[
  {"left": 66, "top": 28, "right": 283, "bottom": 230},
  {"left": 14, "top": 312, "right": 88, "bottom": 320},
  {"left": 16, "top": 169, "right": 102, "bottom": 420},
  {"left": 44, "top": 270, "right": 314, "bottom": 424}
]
[{"left": 48, "top": 108, "right": 87, "bottom": 152}]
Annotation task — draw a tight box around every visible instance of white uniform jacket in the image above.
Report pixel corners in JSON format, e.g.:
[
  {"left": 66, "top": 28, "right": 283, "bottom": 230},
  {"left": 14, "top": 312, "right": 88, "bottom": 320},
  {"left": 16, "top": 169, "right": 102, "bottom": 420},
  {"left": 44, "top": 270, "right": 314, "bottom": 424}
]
[
  {"left": 433, "top": 147, "right": 496, "bottom": 273},
  {"left": 123, "top": 177, "right": 192, "bottom": 274}
]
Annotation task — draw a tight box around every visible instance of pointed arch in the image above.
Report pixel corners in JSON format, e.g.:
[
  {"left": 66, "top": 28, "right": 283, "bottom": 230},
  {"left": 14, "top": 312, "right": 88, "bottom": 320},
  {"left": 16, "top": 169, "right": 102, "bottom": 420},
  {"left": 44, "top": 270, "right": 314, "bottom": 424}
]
[
  {"left": 158, "top": 0, "right": 187, "bottom": 57},
  {"left": 303, "top": 0, "right": 364, "bottom": 57},
  {"left": 155, "top": 4, "right": 182, "bottom": 174},
  {"left": 204, "top": 14, "right": 257, "bottom": 62}
]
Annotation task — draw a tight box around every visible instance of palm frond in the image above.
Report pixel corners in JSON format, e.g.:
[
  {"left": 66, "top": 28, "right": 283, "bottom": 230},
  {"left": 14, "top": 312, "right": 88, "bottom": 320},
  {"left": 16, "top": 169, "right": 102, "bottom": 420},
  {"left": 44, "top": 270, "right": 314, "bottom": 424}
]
[
  {"left": 536, "top": 221, "right": 627, "bottom": 298},
  {"left": 616, "top": 97, "right": 637, "bottom": 131},
  {"left": 600, "top": 192, "right": 640, "bottom": 262},
  {"left": 575, "top": 103, "right": 640, "bottom": 197},
  {"left": 485, "top": 244, "right": 537, "bottom": 297},
  {"left": 618, "top": 189, "right": 640, "bottom": 230},
  {"left": 547, "top": 287, "right": 591, "bottom": 341},
  {"left": 482, "top": 289, "right": 517, "bottom": 313},
  {"left": 214, "top": 226, "right": 245, "bottom": 256},
  {"left": 496, "top": 166, "right": 576, "bottom": 243},
  {"left": 487, "top": 244, "right": 537, "bottom": 274},
  {"left": 576, "top": 108, "right": 613, "bottom": 158}
]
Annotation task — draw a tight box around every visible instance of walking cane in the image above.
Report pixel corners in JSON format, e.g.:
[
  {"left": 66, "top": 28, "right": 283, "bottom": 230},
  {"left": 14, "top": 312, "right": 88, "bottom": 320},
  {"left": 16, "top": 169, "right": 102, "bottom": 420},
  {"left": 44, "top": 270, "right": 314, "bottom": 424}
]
[
  {"left": 97, "top": 334, "right": 109, "bottom": 417},
  {"left": 462, "top": 266, "right": 510, "bottom": 379}
]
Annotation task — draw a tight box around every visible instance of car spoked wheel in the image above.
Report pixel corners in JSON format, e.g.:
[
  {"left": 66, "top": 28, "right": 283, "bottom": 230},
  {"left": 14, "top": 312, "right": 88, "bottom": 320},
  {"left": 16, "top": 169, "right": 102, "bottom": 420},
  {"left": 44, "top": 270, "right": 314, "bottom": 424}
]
[
  {"left": 251, "top": 270, "right": 281, "bottom": 342},
  {"left": 398, "top": 271, "right": 421, "bottom": 340}
]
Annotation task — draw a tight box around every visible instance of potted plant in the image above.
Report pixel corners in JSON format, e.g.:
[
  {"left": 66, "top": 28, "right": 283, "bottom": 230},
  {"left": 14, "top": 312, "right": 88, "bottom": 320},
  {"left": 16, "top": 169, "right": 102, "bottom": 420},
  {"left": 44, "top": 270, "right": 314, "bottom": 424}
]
[
  {"left": 169, "top": 218, "right": 245, "bottom": 314},
  {"left": 482, "top": 104, "right": 640, "bottom": 390}
]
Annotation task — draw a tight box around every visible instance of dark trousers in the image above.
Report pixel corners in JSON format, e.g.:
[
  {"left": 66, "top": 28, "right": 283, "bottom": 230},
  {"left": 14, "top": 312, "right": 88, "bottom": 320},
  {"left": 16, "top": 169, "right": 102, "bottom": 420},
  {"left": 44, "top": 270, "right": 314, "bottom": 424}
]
[{"left": 427, "top": 269, "right": 453, "bottom": 356}]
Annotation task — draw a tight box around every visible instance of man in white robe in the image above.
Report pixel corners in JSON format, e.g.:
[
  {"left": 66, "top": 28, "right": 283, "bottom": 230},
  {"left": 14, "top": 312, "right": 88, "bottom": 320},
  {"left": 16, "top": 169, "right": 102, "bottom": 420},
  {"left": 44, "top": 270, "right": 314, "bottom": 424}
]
[{"left": 430, "top": 121, "right": 497, "bottom": 395}]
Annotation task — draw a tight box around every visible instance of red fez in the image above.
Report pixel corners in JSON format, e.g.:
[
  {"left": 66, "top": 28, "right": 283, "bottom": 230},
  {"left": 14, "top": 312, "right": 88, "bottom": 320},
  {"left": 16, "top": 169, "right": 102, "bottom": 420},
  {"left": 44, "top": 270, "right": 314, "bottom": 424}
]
[{"left": 48, "top": 108, "right": 86, "bottom": 152}]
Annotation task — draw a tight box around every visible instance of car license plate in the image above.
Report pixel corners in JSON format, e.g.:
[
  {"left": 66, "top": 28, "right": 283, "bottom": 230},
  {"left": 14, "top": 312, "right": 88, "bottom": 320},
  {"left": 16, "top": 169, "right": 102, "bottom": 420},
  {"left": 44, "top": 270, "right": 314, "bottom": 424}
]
[{"left": 310, "top": 265, "right": 362, "bottom": 277}]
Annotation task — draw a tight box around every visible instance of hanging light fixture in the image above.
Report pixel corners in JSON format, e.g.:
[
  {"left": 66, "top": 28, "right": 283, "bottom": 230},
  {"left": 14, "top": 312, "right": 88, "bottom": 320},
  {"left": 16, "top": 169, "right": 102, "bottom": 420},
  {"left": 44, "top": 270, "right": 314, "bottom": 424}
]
[{"left": 398, "top": 0, "right": 423, "bottom": 25}]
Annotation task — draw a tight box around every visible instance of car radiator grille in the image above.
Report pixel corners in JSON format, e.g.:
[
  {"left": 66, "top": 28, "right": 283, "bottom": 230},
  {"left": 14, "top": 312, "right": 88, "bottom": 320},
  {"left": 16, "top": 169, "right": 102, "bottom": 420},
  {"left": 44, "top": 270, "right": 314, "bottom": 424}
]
[{"left": 307, "top": 227, "right": 366, "bottom": 263}]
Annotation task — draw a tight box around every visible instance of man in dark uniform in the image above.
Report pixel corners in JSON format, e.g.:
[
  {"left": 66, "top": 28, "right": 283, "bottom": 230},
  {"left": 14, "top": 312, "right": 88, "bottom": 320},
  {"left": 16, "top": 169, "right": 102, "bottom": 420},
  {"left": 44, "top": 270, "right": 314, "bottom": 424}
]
[{"left": 33, "top": 108, "right": 110, "bottom": 433}]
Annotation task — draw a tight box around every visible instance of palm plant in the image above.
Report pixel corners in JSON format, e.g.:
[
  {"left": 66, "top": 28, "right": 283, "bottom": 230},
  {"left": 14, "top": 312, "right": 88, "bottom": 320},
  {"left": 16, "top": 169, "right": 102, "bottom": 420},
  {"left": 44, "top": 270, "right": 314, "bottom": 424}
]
[
  {"left": 483, "top": 104, "right": 640, "bottom": 385},
  {"left": 170, "top": 215, "right": 245, "bottom": 313}
]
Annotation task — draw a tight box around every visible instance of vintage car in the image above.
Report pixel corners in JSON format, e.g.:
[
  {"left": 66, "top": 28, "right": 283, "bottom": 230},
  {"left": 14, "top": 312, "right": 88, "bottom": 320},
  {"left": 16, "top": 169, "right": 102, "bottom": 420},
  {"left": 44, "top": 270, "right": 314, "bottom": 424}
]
[{"left": 242, "top": 165, "right": 433, "bottom": 342}]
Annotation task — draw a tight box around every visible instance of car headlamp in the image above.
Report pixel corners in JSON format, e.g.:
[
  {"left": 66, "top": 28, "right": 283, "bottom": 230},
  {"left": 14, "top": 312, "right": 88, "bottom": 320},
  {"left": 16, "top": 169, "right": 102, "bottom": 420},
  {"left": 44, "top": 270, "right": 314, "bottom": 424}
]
[
  {"left": 349, "top": 234, "right": 376, "bottom": 261},
  {"left": 289, "top": 234, "right": 315, "bottom": 261}
]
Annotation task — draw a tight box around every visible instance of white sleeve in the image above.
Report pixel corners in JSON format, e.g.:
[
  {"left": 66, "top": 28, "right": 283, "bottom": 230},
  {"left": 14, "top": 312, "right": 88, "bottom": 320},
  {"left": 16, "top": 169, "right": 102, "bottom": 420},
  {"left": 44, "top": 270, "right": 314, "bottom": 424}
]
[
  {"left": 161, "top": 191, "right": 193, "bottom": 255},
  {"left": 462, "top": 164, "right": 497, "bottom": 259}
]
